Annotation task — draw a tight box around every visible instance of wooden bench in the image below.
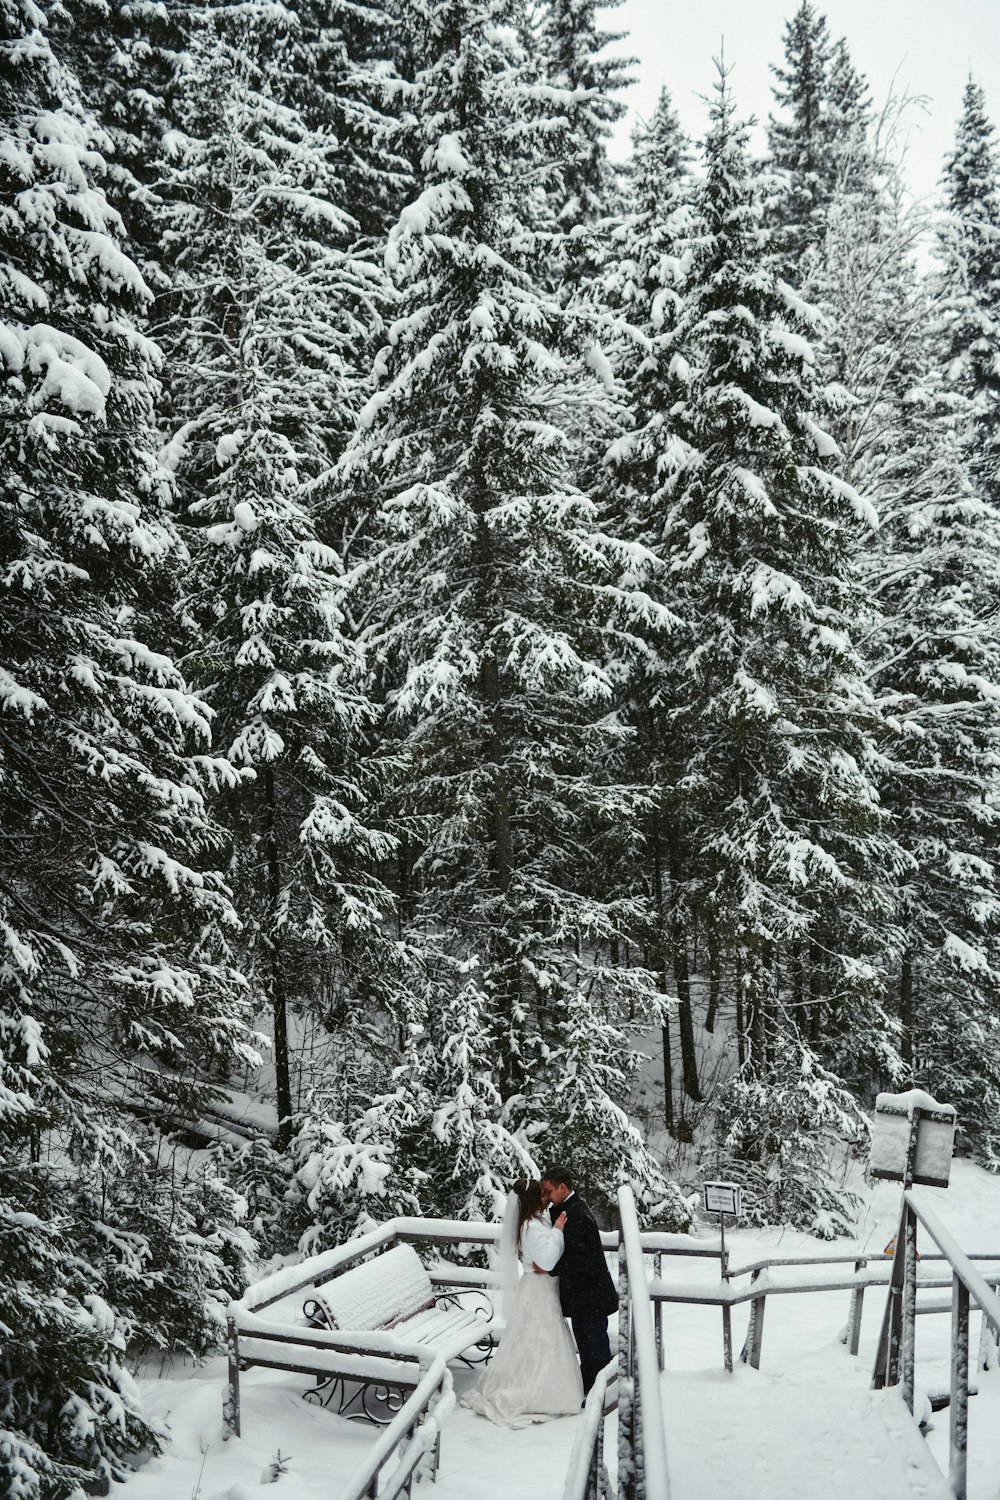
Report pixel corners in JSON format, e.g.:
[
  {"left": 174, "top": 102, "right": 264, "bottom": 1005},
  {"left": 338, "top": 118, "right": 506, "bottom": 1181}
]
[
  {"left": 226, "top": 1238, "right": 496, "bottom": 1431},
  {"left": 303, "top": 1244, "right": 495, "bottom": 1419}
]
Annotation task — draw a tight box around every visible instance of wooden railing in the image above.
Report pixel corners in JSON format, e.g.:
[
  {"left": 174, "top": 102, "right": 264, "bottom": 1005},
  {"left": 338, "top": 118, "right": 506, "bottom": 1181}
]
[
  {"left": 339, "top": 1351, "right": 452, "bottom": 1500},
  {"left": 618, "top": 1187, "right": 670, "bottom": 1500},
  {"left": 646, "top": 1245, "right": 1000, "bottom": 1374},
  {"left": 873, "top": 1190, "right": 1000, "bottom": 1500},
  {"left": 225, "top": 1207, "right": 1000, "bottom": 1498},
  {"left": 563, "top": 1186, "right": 669, "bottom": 1500},
  {"left": 561, "top": 1360, "right": 616, "bottom": 1500}
]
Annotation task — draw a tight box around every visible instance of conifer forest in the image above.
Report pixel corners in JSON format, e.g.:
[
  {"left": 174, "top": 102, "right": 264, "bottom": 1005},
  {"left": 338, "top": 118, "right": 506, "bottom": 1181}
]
[{"left": 3, "top": 0, "right": 1000, "bottom": 1490}]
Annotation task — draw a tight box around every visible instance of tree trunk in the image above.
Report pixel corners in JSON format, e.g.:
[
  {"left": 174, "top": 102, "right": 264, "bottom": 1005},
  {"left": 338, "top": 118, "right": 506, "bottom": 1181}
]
[
  {"left": 705, "top": 928, "right": 720, "bottom": 1033},
  {"left": 808, "top": 939, "right": 822, "bottom": 1046},
  {"left": 790, "top": 939, "right": 803, "bottom": 1019},
  {"left": 651, "top": 826, "right": 674, "bottom": 1134},
  {"left": 900, "top": 949, "right": 914, "bottom": 1069},
  {"left": 479, "top": 648, "right": 522, "bottom": 1088},
  {"left": 744, "top": 948, "right": 766, "bottom": 1077},
  {"left": 734, "top": 948, "right": 746, "bottom": 1070},
  {"left": 263, "top": 767, "right": 293, "bottom": 1150},
  {"left": 397, "top": 830, "right": 412, "bottom": 939},
  {"left": 668, "top": 834, "right": 701, "bottom": 1102}
]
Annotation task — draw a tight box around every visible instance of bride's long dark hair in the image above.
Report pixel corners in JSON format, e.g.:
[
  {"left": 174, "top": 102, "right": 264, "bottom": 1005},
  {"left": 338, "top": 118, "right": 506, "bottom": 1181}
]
[{"left": 512, "top": 1177, "right": 544, "bottom": 1243}]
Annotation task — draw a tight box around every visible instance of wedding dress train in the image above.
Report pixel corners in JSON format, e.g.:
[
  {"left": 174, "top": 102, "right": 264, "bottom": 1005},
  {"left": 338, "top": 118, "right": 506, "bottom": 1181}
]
[{"left": 461, "top": 1212, "right": 583, "bottom": 1429}]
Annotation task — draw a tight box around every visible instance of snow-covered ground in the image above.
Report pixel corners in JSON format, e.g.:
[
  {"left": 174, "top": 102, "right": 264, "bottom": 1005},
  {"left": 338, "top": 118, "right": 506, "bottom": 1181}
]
[{"left": 122, "top": 1160, "right": 1000, "bottom": 1500}]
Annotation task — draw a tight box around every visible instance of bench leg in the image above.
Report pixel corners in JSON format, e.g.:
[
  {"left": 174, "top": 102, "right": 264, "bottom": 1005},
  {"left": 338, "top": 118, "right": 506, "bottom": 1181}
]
[{"left": 224, "top": 1316, "right": 241, "bottom": 1439}]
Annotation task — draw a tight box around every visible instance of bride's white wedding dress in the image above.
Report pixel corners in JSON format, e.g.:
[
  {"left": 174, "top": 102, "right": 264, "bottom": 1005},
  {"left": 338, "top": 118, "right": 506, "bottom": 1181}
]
[{"left": 461, "top": 1212, "right": 583, "bottom": 1428}]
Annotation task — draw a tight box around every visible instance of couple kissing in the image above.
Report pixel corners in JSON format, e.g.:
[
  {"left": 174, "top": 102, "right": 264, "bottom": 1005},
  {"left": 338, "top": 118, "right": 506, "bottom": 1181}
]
[{"left": 461, "top": 1166, "right": 618, "bottom": 1429}]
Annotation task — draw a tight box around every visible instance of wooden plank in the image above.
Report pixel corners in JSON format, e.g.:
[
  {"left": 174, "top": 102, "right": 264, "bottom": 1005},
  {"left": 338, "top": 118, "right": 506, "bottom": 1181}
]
[
  {"left": 950, "top": 1276, "right": 970, "bottom": 1500},
  {"left": 224, "top": 1315, "right": 240, "bottom": 1439}
]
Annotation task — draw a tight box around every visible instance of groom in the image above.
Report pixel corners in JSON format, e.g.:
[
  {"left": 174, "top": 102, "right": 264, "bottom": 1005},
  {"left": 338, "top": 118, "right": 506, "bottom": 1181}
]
[{"left": 540, "top": 1165, "right": 618, "bottom": 1395}]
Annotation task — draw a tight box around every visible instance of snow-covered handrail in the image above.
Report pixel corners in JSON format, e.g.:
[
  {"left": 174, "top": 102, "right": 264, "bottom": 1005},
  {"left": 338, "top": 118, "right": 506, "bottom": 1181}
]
[
  {"left": 905, "top": 1191, "right": 1000, "bottom": 1336},
  {"left": 338, "top": 1347, "right": 454, "bottom": 1500},
  {"left": 618, "top": 1184, "right": 670, "bottom": 1500},
  {"left": 562, "top": 1358, "right": 616, "bottom": 1500},
  {"left": 234, "top": 1219, "right": 401, "bottom": 1313},
  {"left": 873, "top": 1189, "right": 1000, "bottom": 1500},
  {"left": 235, "top": 1217, "right": 725, "bottom": 1318}
]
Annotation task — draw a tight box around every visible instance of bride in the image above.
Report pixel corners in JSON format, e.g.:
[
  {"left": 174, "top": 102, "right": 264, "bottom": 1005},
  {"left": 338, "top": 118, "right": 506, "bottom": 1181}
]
[{"left": 461, "top": 1177, "right": 583, "bottom": 1428}]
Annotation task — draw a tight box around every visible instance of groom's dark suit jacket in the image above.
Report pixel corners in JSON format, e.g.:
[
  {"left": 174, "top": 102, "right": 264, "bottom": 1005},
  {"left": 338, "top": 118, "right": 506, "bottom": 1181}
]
[{"left": 550, "top": 1193, "right": 618, "bottom": 1319}]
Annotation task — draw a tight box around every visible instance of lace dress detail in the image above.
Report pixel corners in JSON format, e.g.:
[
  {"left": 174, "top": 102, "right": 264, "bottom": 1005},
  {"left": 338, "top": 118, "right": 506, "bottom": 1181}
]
[{"left": 460, "top": 1214, "right": 583, "bottom": 1428}]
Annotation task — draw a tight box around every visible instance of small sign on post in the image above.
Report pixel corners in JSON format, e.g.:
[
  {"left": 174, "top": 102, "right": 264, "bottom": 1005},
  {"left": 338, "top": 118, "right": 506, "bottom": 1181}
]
[
  {"left": 702, "top": 1181, "right": 741, "bottom": 1377},
  {"left": 703, "top": 1181, "right": 742, "bottom": 1217},
  {"left": 870, "top": 1090, "right": 957, "bottom": 1190},
  {"left": 870, "top": 1090, "right": 957, "bottom": 1400}
]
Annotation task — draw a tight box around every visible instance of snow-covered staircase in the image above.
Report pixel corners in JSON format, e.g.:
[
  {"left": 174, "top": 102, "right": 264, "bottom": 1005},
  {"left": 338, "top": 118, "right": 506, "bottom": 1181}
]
[{"left": 661, "top": 1359, "right": 954, "bottom": 1500}]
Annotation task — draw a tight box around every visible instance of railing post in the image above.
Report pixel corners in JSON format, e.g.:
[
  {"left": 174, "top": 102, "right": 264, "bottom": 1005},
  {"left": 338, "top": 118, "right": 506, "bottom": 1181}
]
[
  {"left": 633, "top": 1338, "right": 644, "bottom": 1500},
  {"left": 977, "top": 1297, "right": 999, "bottom": 1371},
  {"left": 593, "top": 1397, "right": 604, "bottom": 1500},
  {"left": 224, "top": 1314, "right": 241, "bottom": 1438},
  {"left": 873, "top": 1201, "right": 908, "bottom": 1390},
  {"left": 722, "top": 1301, "right": 734, "bottom": 1374},
  {"left": 950, "top": 1274, "right": 970, "bottom": 1500},
  {"left": 654, "top": 1250, "right": 663, "bottom": 1372},
  {"left": 721, "top": 1242, "right": 732, "bottom": 1373},
  {"left": 846, "top": 1258, "right": 865, "bottom": 1356},
  {"left": 902, "top": 1200, "right": 918, "bottom": 1414},
  {"left": 617, "top": 1211, "right": 635, "bottom": 1500},
  {"left": 740, "top": 1270, "right": 765, "bottom": 1369}
]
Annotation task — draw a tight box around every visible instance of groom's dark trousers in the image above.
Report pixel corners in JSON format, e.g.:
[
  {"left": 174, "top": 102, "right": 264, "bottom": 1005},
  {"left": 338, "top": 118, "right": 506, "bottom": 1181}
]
[
  {"left": 571, "top": 1314, "right": 613, "bottom": 1394},
  {"left": 550, "top": 1193, "right": 618, "bottom": 1394}
]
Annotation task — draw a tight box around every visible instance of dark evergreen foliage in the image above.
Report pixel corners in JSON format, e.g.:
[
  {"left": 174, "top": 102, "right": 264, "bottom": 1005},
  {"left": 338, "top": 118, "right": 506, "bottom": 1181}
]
[
  {"left": 767, "top": 3, "right": 871, "bottom": 270},
  {"left": 936, "top": 79, "right": 1000, "bottom": 511},
  {"left": 3, "top": 4, "right": 1000, "bottom": 1484},
  {"left": 339, "top": 0, "right": 682, "bottom": 1223}
]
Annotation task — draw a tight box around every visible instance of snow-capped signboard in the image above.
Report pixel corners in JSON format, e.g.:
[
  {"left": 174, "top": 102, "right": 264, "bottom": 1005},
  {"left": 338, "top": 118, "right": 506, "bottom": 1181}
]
[
  {"left": 870, "top": 1089, "right": 957, "bottom": 1189},
  {"left": 703, "top": 1181, "right": 742, "bottom": 1217}
]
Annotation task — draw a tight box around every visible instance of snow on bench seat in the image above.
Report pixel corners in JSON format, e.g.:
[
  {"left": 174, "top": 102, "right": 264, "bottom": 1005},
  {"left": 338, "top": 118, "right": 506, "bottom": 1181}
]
[
  {"left": 225, "top": 1229, "right": 497, "bottom": 1437},
  {"left": 307, "top": 1243, "right": 496, "bottom": 1365},
  {"left": 309, "top": 1244, "right": 434, "bottom": 1330}
]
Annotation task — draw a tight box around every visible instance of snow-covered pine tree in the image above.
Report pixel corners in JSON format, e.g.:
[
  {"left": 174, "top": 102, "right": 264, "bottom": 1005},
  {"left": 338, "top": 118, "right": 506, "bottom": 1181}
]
[
  {"left": 803, "top": 90, "right": 1000, "bottom": 1158},
  {"left": 613, "top": 65, "right": 904, "bottom": 1224},
  {"left": 358, "top": 963, "right": 539, "bottom": 1224},
  {"left": 768, "top": 0, "right": 832, "bottom": 264},
  {"left": 60, "top": 0, "right": 187, "bottom": 285},
  {"left": 825, "top": 36, "right": 872, "bottom": 197},
  {"left": 594, "top": 86, "right": 701, "bottom": 1131},
  {"left": 159, "top": 2, "right": 400, "bottom": 1152},
  {"left": 538, "top": 0, "right": 630, "bottom": 226},
  {"left": 1, "top": 0, "right": 257, "bottom": 1487},
  {"left": 801, "top": 116, "right": 924, "bottom": 495},
  {"left": 626, "top": 86, "right": 690, "bottom": 221},
  {"left": 767, "top": 3, "right": 871, "bottom": 274},
  {"left": 0, "top": 1170, "right": 155, "bottom": 1498},
  {"left": 846, "top": 221, "right": 1000, "bottom": 1158},
  {"left": 532, "top": 0, "right": 633, "bottom": 294},
  {"left": 289, "top": 0, "right": 411, "bottom": 242},
  {"left": 866, "top": 354, "right": 1000, "bottom": 1161},
  {"left": 340, "top": 0, "right": 681, "bottom": 1221},
  {"left": 934, "top": 78, "right": 1000, "bottom": 512}
]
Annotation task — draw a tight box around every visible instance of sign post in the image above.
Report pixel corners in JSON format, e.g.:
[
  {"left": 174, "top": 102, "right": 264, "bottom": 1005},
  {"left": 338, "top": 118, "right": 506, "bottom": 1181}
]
[
  {"left": 869, "top": 1090, "right": 957, "bottom": 1396},
  {"left": 702, "top": 1181, "right": 742, "bottom": 1373}
]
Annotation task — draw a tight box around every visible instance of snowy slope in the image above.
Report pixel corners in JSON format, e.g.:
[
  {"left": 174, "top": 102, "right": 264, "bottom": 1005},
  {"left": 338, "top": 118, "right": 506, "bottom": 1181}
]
[{"left": 121, "top": 1160, "right": 1000, "bottom": 1500}]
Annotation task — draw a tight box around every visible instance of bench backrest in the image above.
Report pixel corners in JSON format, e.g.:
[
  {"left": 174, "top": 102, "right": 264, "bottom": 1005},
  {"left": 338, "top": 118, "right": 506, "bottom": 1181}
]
[{"left": 315, "top": 1243, "right": 434, "bottom": 1331}]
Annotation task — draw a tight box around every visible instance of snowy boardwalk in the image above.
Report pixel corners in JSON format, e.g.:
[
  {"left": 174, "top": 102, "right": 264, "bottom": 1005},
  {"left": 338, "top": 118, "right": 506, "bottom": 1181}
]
[
  {"left": 662, "top": 1359, "right": 953, "bottom": 1500},
  {"left": 118, "top": 1170, "right": 1000, "bottom": 1500},
  {"left": 121, "top": 1338, "right": 998, "bottom": 1500},
  {"left": 122, "top": 1358, "right": 587, "bottom": 1500}
]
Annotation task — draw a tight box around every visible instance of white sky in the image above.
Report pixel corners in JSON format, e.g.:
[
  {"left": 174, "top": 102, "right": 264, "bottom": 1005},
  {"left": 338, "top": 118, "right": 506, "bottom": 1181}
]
[{"left": 605, "top": 0, "right": 1000, "bottom": 205}]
